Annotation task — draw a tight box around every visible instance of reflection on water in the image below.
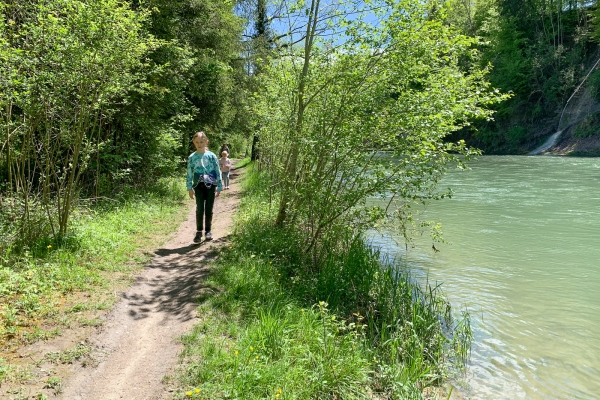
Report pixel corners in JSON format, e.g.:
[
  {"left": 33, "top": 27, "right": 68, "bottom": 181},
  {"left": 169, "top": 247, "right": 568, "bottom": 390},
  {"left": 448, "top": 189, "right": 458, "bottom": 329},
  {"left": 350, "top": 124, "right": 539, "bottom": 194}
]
[{"left": 369, "top": 156, "right": 600, "bottom": 399}]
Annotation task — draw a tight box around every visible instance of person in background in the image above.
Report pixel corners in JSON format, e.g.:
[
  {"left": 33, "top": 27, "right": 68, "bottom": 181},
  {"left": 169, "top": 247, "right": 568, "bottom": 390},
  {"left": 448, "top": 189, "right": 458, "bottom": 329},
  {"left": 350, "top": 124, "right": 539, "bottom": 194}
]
[
  {"left": 186, "top": 131, "right": 222, "bottom": 243},
  {"left": 220, "top": 143, "right": 230, "bottom": 157},
  {"left": 219, "top": 151, "right": 232, "bottom": 190}
]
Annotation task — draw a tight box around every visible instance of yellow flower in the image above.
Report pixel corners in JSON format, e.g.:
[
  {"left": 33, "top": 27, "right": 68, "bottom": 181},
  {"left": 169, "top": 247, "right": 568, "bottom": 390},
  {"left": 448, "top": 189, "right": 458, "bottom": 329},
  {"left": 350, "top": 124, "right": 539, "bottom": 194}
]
[
  {"left": 276, "top": 395, "right": 280, "bottom": 399},
  {"left": 331, "top": 316, "right": 336, "bottom": 321},
  {"left": 255, "top": 355, "right": 259, "bottom": 360},
  {"left": 186, "top": 391, "right": 192, "bottom": 397},
  {"left": 277, "top": 273, "right": 281, "bottom": 276},
  {"left": 250, "top": 346, "right": 254, "bottom": 351},
  {"left": 235, "top": 350, "right": 239, "bottom": 355},
  {"left": 278, "top": 388, "right": 283, "bottom": 394},
  {"left": 47, "top": 245, "right": 52, "bottom": 249},
  {"left": 195, "top": 388, "right": 200, "bottom": 393}
]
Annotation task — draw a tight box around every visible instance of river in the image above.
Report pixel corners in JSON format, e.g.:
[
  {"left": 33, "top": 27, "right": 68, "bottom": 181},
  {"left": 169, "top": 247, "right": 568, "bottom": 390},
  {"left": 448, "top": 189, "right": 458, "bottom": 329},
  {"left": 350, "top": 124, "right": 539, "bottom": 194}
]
[{"left": 369, "top": 155, "right": 600, "bottom": 399}]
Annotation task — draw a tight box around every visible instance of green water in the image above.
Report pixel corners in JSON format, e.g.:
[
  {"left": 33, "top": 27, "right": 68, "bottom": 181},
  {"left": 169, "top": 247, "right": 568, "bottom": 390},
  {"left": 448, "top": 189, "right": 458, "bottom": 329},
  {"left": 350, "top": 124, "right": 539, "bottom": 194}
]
[{"left": 370, "top": 155, "right": 600, "bottom": 399}]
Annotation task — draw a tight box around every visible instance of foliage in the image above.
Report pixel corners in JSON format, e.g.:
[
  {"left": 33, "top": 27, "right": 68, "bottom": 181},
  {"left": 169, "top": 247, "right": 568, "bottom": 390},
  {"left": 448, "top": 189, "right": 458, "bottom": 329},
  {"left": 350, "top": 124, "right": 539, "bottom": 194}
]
[
  {"left": 1, "top": 0, "right": 253, "bottom": 249},
  {"left": 174, "top": 164, "right": 471, "bottom": 399},
  {"left": 1, "top": 0, "right": 157, "bottom": 239},
  {"left": 0, "top": 177, "right": 187, "bottom": 348},
  {"left": 573, "top": 113, "right": 600, "bottom": 137},
  {"left": 85, "top": 0, "right": 250, "bottom": 191},
  {"left": 447, "top": 0, "right": 599, "bottom": 153},
  {"left": 254, "top": 0, "right": 505, "bottom": 264}
]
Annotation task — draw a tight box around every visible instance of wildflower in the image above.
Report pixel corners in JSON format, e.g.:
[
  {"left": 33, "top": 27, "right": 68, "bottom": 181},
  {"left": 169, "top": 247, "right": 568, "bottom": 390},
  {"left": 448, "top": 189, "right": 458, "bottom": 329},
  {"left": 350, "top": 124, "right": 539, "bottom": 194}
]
[
  {"left": 300, "top": 309, "right": 305, "bottom": 313},
  {"left": 277, "top": 273, "right": 281, "bottom": 276},
  {"left": 47, "top": 245, "right": 52, "bottom": 249},
  {"left": 331, "top": 316, "right": 336, "bottom": 321},
  {"left": 278, "top": 388, "right": 283, "bottom": 394},
  {"left": 235, "top": 350, "right": 239, "bottom": 355},
  {"left": 269, "top": 262, "right": 272, "bottom": 264},
  {"left": 250, "top": 346, "right": 254, "bottom": 351},
  {"left": 276, "top": 395, "right": 280, "bottom": 399},
  {"left": 195, "top": 388, "right": 200, "bottom": 393},
  {"left": 186, "top": 391, "right": 192, "bottom": 397},
  {"left": 255, "top": 355, "right": 259, "bottom": 360}
]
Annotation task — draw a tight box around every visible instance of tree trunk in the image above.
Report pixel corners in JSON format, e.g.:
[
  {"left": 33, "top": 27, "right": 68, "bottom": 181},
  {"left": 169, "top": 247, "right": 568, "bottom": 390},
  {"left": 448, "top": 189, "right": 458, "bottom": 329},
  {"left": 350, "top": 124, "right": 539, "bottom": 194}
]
[{"left": 275, "top": 0, "right": 321, "bottom": 226}]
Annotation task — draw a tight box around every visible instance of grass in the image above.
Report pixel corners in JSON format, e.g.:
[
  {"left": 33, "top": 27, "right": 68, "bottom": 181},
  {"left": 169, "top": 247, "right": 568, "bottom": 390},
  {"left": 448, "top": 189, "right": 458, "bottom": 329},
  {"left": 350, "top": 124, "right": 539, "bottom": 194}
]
[
  {"left": 42, "top": 343, "right": 93, "bottom": 366},
  {"left": 0, "top": 176, "right": 189, "bottom": 378},
  {"left": 172, "top": 163, "right": 471, "bottom": 399}
]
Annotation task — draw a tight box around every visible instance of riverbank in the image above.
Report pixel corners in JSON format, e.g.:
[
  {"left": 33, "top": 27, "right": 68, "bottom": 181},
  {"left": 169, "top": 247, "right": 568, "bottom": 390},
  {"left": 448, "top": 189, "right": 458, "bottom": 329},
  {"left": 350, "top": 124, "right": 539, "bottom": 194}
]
[
  {"left": 550, "top": 131, "right": 600, "bottom": 156},
  {"left": 529, "top": 123, "right": 600, "bottom": 156},
  {"left": 169, "top": 162, "right": 471, "bottom": 399},
  {"left": 0, "top": 159, "right": 468, "bottom": 399}
]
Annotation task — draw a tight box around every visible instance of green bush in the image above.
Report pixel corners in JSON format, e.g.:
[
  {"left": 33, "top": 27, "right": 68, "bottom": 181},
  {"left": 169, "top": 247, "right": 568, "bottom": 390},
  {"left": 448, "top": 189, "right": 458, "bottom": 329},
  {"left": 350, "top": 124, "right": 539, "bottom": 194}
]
[
  {"left": 0, "top": 177, "right": 187, "bottom": 347},
  {"left": 175, "top": 164, "right": 470, "bottom": 399},
  {"left": 574, "top": 114, "right": 600, "bottom": 138}
]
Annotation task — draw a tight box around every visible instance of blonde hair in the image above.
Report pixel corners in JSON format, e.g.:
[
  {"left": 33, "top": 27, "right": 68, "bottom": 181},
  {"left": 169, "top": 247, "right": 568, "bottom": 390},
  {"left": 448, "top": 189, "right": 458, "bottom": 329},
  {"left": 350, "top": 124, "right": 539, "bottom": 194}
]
[
  {"left": 192, "top": 131, "right": 209, "bottom": 149},
  {"left": 221, "top": 150, "right": 228, "bottom": 157},
  {"left": 193, "top": 131, "right": 208, "bottom": 140}
]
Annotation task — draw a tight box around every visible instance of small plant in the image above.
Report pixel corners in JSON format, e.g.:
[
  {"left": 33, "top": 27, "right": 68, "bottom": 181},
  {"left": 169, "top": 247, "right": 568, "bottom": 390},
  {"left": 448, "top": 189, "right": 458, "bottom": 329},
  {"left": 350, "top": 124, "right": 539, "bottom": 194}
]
[
  {"left": 0, "top": 357, "right": 11, "bottom": 383},
  {"left": 44, "top": 343, "right": 92, "bottom": 365},
  {"left": 44, "top": 376, "right": 62, "bottom": 393}
]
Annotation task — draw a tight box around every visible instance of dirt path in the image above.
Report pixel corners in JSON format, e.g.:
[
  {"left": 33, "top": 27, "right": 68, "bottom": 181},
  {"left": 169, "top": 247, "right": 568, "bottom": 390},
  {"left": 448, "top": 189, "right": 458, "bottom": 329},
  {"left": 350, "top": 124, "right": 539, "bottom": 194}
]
[{"left": 53, "top": 167, "right": 243, "bottom": 400}]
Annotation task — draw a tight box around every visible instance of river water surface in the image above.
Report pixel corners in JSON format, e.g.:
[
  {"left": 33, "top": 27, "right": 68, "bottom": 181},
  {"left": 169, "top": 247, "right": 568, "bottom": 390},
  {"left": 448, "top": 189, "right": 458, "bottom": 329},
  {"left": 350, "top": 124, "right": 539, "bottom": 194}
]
[{"left": 369, "top": 155, "right": 600, "bottom": 399}]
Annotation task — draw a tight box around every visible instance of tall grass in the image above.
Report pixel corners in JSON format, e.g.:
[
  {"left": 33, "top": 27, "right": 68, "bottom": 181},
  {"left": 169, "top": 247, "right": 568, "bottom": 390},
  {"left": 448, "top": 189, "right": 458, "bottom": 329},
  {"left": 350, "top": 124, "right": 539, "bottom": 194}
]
[
  {"left": 174, "top": 163, "right": 471, "bottom": 399},
  {"left": 0, "top": 177, "right": 187, "bottom": 348}
]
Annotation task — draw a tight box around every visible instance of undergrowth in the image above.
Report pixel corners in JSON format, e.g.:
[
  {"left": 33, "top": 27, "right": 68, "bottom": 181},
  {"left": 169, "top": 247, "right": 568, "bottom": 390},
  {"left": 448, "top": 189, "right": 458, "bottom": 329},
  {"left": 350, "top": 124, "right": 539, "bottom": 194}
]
[
  {"left": 0, "top": 176, "right": 188, "bottom": 350},
  {"left": 174, "top": 163, "right": 471, "bottom": 399}
]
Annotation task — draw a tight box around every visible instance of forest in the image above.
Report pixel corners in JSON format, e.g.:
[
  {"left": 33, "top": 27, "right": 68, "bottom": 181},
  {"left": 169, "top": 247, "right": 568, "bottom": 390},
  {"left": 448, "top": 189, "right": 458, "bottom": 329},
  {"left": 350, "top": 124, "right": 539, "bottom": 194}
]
[
  {"left": 2, "top": 0, "right": 600, "bottom": 248},
  {"left": 1, "top": 0, "right": 600, "bottom": 397},
  {"left": 447, "top": 0, "right": 600, "bottom": 154}
]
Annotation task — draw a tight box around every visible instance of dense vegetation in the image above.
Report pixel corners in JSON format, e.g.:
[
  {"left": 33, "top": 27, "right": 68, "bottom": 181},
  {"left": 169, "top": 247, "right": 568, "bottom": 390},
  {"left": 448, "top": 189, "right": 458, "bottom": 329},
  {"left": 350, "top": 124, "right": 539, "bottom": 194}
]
[
  {"left": 174, "top": 164, "right": 472, "bottom": 399},
  {"left": 1, "top": 0, "right": 249, "bottom": 252},
  {"left": 4, "top": 0, "right": 600, "bottom": 260},
  {"left": 3, "top": 0, "right": 600, "bottom": 396},
  {"left": 446, "top": 0, "right": 600, "bottom": 153}
]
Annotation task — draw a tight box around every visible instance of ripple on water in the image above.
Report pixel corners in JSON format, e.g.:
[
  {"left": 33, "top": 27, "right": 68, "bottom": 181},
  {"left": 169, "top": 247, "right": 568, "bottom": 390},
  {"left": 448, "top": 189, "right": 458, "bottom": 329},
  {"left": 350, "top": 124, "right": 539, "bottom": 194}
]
[{"left": 370, "top": 156, "right": 600, "bottom": 399}]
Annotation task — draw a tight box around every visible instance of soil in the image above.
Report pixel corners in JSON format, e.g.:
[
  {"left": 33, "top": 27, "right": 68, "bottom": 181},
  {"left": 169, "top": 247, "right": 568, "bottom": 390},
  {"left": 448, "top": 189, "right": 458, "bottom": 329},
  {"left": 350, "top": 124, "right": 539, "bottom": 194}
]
[
  {"left": 1, "top": 166, "right": 244, "bottom": 400},
  {"left": 548, "top": 130, "right": 600, "bottom": 156},
  {"left": 530, "top": 119, "right": 600, "bottom": 156}
]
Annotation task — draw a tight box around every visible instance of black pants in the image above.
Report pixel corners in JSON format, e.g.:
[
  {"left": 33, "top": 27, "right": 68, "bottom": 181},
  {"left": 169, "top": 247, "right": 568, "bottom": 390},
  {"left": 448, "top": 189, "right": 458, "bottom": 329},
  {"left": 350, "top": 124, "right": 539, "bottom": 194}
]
[{"left": 194, "top": 184, "right": 216, "bottom": 233}]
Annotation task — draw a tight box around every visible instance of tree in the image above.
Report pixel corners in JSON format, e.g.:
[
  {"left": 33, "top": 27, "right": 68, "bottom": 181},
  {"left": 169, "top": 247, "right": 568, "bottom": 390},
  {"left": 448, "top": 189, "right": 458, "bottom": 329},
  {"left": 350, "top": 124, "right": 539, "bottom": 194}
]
[
  {"left": 254, "top": 0, "right": 506, "bottom": 264},
  {"left": 0, "top": 0, "right": 155, "bottom": 239}
]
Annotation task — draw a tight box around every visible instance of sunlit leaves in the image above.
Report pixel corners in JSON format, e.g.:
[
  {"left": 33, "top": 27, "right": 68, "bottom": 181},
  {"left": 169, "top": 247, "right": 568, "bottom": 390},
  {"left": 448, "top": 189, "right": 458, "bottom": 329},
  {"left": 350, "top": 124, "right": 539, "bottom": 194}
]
[
  {"left": 253, "top": 0, "right": 506, "bottom": 254},
  {"left": 0, "top": 0, "right": 156, "bottom": 237}
]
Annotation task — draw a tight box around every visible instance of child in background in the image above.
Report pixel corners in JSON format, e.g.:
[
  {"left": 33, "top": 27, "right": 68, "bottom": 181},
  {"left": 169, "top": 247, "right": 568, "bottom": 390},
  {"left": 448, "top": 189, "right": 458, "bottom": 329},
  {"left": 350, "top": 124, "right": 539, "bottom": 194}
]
[
  {"left": 186, "top": 131, "right": 222, "bottom": 243},
  {"left": 220, "top": 143, "right": 230, "bottom": 157},
  {"left": 219, "top": 151, "right": 232, "bottom": 190}
]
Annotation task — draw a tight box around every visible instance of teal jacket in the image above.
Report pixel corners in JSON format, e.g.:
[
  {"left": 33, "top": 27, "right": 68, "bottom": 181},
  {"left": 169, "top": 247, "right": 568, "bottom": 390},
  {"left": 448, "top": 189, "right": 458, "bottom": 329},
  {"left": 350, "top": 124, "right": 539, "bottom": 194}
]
[{"left": 186, "top": 150, "right": 223, "bottom": 192}]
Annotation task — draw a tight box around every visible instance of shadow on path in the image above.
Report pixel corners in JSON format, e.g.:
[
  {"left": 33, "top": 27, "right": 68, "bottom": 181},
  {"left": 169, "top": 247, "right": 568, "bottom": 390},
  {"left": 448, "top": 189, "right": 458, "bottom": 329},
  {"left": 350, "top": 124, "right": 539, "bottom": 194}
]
[{"left": 120, "top": 243, "right": 222, "bottom": 323}]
